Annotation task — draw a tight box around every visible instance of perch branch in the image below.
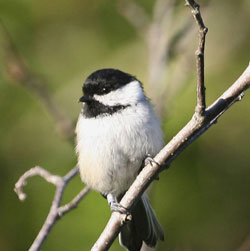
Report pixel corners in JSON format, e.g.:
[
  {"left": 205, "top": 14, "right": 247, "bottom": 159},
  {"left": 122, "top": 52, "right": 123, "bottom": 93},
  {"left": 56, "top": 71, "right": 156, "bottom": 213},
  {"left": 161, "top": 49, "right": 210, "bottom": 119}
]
[
  {"left": 91, "top": 0, "right": 249, "bottom": 248},
  {"left": 185, "top": 0, "right": 208, "bottom": 115},
  {"left": 14, "top": 166, "right": 90, "bottom": 251},
  {"left": 91, "top": 63, "right": 250, "bottom": 251},
  {"left": 9, "top": 0, "right": 250, "bottom": 250}
]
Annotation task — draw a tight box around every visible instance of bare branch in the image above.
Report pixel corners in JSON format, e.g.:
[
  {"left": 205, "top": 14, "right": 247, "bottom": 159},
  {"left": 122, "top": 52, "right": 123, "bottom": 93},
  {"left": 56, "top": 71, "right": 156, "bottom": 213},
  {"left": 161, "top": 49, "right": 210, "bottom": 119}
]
[
  {"left": 89, "top": 2, "right": 250, "bottom": 250},
  {"left": 0, "top": 20, "right": 75, "bottom": 142},
  {"left": 57, "top": 186, "right": 90, "bottom": 217},
  {"left": 1, "top": 18, "right": 90, "bottom": 251},
  {"left": 9, "top": 0, "right": 250, "bottom": 250},
  {"left": 14, "top": 166, "right": 63, "bottom": 201},
  {"left": 14, "top": 166, "right": 90, "bottom": 251},
  {"left": 91, "top": 63, "right": 250, "bottom": 251},
  {"left": 185, "top": 0, "right": 208, "bottom": 115}
]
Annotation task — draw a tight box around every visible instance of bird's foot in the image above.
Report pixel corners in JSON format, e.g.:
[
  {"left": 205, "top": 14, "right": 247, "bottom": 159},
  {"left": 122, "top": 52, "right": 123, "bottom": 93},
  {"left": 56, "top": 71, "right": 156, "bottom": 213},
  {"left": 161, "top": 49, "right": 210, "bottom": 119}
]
[
  {"left": 144, "top": 154, "right": 160, "bottom": 167},
  {"left": 144, "top": 154, "right": 160, "bottom": 180},
  {"left": 110, "top": 202, "right": 129, "bottom": 215},
  {"left": 107, "top": 193, "right": 131, "bottom": 216}
]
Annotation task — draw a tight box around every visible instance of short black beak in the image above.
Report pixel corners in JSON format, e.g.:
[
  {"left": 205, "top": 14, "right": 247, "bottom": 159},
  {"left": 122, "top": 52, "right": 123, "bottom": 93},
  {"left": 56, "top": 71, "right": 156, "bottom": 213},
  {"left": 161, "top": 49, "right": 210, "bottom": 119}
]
[{"left": 79, "top": 95, "right": 93, "bottom": 103}]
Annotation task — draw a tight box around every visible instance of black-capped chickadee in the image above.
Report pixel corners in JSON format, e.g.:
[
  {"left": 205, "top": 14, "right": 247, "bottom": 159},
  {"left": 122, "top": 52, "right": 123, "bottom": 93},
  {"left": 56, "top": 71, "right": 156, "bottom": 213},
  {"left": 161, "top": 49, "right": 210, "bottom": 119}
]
[{"left": 76, "top": 68, "right": 164, "bottom": 250}]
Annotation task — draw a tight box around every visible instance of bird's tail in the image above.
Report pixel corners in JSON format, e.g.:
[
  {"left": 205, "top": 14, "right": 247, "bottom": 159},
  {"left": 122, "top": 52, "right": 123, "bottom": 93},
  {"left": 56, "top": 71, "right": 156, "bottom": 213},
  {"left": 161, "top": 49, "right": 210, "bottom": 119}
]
[{"left": 119, "top": 193, "right": 164, "bottom": 251}]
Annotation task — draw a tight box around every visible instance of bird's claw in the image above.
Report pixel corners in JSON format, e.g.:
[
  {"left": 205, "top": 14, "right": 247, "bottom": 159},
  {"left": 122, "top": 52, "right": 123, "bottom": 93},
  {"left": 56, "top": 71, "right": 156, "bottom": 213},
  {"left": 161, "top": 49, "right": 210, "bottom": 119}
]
[
  {"left": 107, "top": 193, "right": 131, "bottom": 217},
  {"left": 110, "top": 202, "right": 130, "bottom": 215},
  {"left": 145, "top": 154, "right": 160, "bottom": 167},
  {"left": 144, "top": 154, "right": 160, "bottom": 180}
]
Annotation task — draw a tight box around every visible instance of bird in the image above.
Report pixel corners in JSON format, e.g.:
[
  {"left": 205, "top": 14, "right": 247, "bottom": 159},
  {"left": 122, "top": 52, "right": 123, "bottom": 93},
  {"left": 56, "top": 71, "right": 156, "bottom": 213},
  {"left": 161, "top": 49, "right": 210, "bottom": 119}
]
[{"left": 75, "top": 68, "right": 164, "bottom": 250}]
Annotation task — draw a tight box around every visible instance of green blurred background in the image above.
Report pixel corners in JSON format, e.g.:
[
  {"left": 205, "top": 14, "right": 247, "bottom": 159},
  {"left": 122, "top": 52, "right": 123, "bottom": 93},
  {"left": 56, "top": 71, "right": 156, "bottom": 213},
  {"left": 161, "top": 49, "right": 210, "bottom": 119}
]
[{"left": 0, "top": 0, "right": 250, "bottom": 250}]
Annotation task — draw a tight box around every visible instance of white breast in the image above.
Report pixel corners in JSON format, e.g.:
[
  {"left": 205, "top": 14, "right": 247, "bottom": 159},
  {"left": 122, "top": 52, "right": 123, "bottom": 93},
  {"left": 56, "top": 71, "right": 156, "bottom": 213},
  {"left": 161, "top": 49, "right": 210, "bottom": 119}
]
[{"left": 75, "top": 100, "right": 163, "bottom": 197}]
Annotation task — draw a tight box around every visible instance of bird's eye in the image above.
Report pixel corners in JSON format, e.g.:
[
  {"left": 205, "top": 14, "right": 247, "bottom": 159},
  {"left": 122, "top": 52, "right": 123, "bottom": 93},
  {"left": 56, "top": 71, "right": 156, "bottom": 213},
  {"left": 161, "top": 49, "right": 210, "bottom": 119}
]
[{"left": 97, "top": 86, "right": 109, "bottom": 95}]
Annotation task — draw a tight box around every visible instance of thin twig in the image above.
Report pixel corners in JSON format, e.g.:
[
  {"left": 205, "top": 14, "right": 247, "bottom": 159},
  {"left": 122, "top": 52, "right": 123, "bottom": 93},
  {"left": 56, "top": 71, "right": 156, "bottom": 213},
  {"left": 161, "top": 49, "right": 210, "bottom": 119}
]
[
  {"left": 9, "top": 1, "right": 250, "bottom": 250},
  {"left": 185, "top": 0, "right": 208, "bottom": 115},
  {"left": 14, "top": 166, "right": 63, "bottom": 201},
  {"left": 91, "top": 63, "right": 250, "bottom": 251},
  {"left": 57, "top": 186, "right": 90, "bottom": 217},
  {"left": 14, "top": 166, "right": 90, "bottom": 251},
  {"left": 2, "top": 19, "right": 88, "bottom": 250}
]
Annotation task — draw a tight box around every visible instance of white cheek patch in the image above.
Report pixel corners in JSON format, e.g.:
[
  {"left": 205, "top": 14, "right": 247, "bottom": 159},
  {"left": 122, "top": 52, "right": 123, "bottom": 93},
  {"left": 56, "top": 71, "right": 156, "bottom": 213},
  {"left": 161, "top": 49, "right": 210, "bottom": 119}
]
[{"left": 94, "top": 80, "right": 144, "bottom": 106}]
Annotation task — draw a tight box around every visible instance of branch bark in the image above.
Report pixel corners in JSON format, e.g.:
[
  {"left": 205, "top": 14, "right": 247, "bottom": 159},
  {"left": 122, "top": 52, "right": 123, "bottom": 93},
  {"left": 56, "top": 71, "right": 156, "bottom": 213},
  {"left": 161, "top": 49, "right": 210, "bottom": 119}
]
[
  {"left": 91, "top": 63, "right": 250, "bottom": 251},
  {"left": 14, "top": 166, "right": 90, "bottom": 251},
  {"left": 91, "top": 0, "right": 250, "bottom": 249},
  {"left": 185, "top": 0, "right": 208, "bottom": 115},
  {"left": 1, "top": 19, "right": 88, "bottom": 251},
  {"left": 8, "top": 0, "right": 250, "bottom": 250}
]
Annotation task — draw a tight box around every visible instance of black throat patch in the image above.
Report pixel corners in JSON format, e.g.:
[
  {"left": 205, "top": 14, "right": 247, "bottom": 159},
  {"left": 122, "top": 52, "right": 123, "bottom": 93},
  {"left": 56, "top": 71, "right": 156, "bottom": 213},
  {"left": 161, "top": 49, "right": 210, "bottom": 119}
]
[{"left": 82, "top": 99, "right": 130, "bottom": 118}]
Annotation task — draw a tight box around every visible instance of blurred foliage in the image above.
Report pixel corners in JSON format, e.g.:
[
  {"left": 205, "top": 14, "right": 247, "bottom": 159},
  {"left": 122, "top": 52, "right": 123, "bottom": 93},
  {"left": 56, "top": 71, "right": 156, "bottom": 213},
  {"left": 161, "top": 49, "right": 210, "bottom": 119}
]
[{"left": 0, "top": 0, "right": 250, "bottom": 250}]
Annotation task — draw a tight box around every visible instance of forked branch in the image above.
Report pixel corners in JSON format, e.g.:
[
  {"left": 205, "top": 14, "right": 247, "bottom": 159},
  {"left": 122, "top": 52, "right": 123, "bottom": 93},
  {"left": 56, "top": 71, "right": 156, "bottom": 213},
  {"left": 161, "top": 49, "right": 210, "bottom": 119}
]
[
  {"left": 14, "top": 166, "right": 90, "bottom": 251},
  {"left": 10, "top": 0, "right": 250, "bottom": 250},
  {"left": 92, "top": 63, "right": 250, "bottom": 251},
  {"left": 1, "top": 19, "right": 90, "bottom": 251},
  {"left": 91, "top": 0, "right": 250, "bottom": 249}
]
